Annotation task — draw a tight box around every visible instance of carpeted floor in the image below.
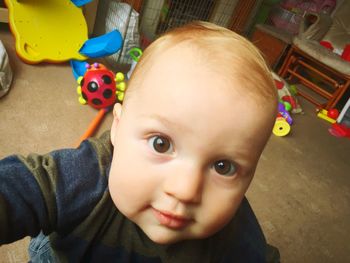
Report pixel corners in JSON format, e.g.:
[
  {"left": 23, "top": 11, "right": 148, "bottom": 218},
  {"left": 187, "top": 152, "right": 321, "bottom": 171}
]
[{"left": 1, "top": 23, "right": 350, "bottom": 263}]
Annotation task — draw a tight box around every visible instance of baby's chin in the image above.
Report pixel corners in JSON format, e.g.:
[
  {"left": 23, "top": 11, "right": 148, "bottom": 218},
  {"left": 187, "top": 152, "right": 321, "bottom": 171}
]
[
  {"left": 149, "top": 235, "right": 183, "bottom": 245},
  {"left": 143, "top": 228, "right": 187, "bottom": 245},
  {"left": 141, "top": 225, "right": 213, "bottom": 245}
]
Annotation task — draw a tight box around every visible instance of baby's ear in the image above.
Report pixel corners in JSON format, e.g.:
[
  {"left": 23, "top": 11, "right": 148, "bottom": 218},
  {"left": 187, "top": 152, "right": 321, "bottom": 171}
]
[
  {"left": 113, "top": 103, "right": 122, "bottom": 119},
  {"left": 110, "top": 103, "right": 122, "bottom": 146}
]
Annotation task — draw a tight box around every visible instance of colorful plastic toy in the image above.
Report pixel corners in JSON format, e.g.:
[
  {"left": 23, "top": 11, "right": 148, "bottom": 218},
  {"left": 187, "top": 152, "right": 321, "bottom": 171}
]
[
  {"left": 4, "top": 0, "right": 122, "bottom": 63},
  {"left": 273, "top": 73, "right": 302, "bottom": 114},
  {"left": 273, "top": 117, "right": 291, "bottom": 137},
  {"left": 71, "top": 60, "right": 90, "bottom": 80},
  {"left": 273, "top": 102, "right": 293, "bottom": 137},
  {"left": 327, "top": 108, "right": 339, "bottom": 119},
  {"left": 329, "top": 123, "right": 350, "bottom": 138},
  {"left": 127, "top": 47, "right": 143, "bottom": 79},
  {"left": 71, "top": 0, "right": 93, "bottom": 6},
  {"left": 77, "top": 63, "right": 126, "bottom": 109},
  {"left": 329, "top": 97, "right": 350, "bottom": 139},
  {"left": 79, "top": 30, "right": 123, "bottom": 58},
  {"left": 317, "top": 109, "right": 337, "bottom": 124},
  {"left": 278, "top": 102, "right": 293, "bottom": 125},
  {"left": 76, "top": 62, "right": 126, "bottom": 145}
]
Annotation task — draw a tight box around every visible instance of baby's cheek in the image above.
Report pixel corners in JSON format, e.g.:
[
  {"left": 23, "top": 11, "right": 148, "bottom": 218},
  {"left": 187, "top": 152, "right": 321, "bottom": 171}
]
[
  {"left": 200, "top": 214, "right": 233, "bottom": 238},
  {"left": 109, "top": 171, "right": 152, "bottom": 215},
  {"left": 197, "top": 194, "right": 241, "bottom": 237}
]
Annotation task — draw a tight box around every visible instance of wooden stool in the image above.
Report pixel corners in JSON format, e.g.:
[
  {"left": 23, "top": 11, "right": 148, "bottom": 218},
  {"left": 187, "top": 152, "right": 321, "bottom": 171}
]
[
  {"left": 278, "top": 45, "right": 350, "bottom": 110},
  {"left": 251, "top": 24, "right": 292, "bottom": 70}
]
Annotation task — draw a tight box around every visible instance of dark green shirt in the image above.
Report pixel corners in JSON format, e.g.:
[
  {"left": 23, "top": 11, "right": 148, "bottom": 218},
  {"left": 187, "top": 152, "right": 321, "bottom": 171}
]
[{"left": 0, "top": 132, "right": 267, "bottom": 262}]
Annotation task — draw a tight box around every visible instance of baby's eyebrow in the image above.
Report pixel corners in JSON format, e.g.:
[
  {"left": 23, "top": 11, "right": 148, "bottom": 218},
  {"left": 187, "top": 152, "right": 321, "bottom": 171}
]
[{"left": 143, "top": 114, "right": 191, "bottom": 133}]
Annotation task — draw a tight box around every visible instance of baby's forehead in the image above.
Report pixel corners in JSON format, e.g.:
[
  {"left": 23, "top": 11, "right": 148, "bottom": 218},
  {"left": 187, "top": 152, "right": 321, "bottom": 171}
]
[
  {"left": 153, "top": 43, "right": 206, "bottom": 68},
  {"left": 127, "top": 40, "right": 275, "bottom": 111}
]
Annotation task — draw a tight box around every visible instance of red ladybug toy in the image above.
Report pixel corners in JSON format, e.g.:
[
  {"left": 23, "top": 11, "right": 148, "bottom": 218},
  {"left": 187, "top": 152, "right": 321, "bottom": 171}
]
[{"left": 77, "top": 62, "right": 125, "bottom": 109}]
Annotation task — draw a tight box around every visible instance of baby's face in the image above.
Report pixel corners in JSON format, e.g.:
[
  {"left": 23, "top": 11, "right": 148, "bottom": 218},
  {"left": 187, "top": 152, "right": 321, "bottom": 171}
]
[{"left": 109, "top": 45, "right": 274, "bottom": 244}]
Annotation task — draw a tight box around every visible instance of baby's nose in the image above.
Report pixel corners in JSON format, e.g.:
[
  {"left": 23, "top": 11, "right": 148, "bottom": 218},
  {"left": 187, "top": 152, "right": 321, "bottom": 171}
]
[{"left": 163, "top": 163, "right": 203, "bottom": 203}]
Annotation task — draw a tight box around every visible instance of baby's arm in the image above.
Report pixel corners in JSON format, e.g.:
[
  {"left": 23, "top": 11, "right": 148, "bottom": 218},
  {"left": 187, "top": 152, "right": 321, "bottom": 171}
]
[
  {"left": 0, "top": 134, "right": 111, "bottom": 245},
  {"left": 0, "top": 153, "right": 53, "bottom": 244}
]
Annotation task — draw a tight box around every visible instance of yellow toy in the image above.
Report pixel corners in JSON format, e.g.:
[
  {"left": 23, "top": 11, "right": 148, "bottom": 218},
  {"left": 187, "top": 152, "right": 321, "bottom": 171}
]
[
  {"left": 273, "top": 117, "right": 291, "bottom": 137},
  {"left": 317, "top": 109, "right": 337, "bottom": 124},
  {"left": 5, "top": 0, "right": 88, "bottom": 63}
]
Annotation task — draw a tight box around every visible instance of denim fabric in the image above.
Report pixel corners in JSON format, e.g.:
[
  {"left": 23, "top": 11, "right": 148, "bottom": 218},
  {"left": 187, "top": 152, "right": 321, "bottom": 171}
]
[{"left": 29, "top": 232, "right": 55, "bottom": 263}]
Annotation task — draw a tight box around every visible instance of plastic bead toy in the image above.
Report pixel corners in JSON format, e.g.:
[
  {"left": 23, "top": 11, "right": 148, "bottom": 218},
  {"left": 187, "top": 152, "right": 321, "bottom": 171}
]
[
  {"left": 77, "top": 63, "right": 125, "bottom": 109},
  {"left": 76, "top": 62, "right": 126, "bottom": 146},
  {"left": 273, "top": 117, "right": 291, "bottom": 137},
  {"left": 273, "top": 102, "right": 293, "bottom": 137}
]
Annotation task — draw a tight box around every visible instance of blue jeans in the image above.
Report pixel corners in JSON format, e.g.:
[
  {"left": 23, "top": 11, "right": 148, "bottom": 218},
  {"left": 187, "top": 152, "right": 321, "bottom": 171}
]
[{"left": 28, "top": 232, "right": 55, "bottom": 263}]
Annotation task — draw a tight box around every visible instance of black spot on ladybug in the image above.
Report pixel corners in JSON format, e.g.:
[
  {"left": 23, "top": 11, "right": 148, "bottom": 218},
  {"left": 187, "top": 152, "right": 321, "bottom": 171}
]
[
  {"left": 80, "top": 77, "right": 85, "bottom": 86},
  {"left": 102, "top": 75, "right": 112, "bottom": 84},
  {"left": 103, "top": 89, "right": 113, "bottom": 99},
  {"left": 87, "top": 81, "right": 99, "bottom": 92},
  {"left": 92, "top": 98, "right": 102, "bottom": 105},
  {"left": 82, "top": 92, "right": 88, "bottom": 101}
]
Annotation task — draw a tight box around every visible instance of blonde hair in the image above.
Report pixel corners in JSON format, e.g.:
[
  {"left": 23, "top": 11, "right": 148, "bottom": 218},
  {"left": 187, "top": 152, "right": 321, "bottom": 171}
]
[{"left": 126, "top": 21, "right": 277, "bottom": 106}]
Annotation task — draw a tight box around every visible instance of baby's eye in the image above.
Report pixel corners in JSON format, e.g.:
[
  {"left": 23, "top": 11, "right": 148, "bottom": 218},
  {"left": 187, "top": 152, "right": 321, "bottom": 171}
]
[
  {"left": 148, "top": 135, "right": 173, "bottom": 154},
  {"left": 213, "top": 160, "right": 237, "bottom": 176}
]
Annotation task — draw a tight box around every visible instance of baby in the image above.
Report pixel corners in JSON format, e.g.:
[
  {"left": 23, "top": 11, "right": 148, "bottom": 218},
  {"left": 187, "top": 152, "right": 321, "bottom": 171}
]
[{"left": 0, "top": 21, "right": 278, "bottom": 262}]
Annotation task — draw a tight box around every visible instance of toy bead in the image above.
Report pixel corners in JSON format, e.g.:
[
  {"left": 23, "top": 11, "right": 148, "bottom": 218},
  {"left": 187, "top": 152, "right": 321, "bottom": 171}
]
[
  {"left": 78, "top": 96, "right": 87, "bottom": 105},
  {"left": 273, "top": 117, "right": 291, "bottom": 136},
  {"left": 117, "top": 92, "right": 124, "bottom": 101},
  {"left": 327, "top": 108, "right": 339, "bottom": 119},
  {"left": 283, "top": 101, "right": 292, "bottom": 112},
  {"left": 115, "top": 72, "right": 124, "bottom": 82},
  {"left": 278, "top": 102, "right": 293, "bottom": 125},
  {"left": 77, "top": 76, "right": 83, "bottom": 84},
  {"left": 289, "top": 84, "right": 298, "bottom": 95},
  {"left": 117, "top": 82, "right": 126, "bottom": 91},
  {"left": 77, "top": 86, "right": 82, "bottom": 95}
]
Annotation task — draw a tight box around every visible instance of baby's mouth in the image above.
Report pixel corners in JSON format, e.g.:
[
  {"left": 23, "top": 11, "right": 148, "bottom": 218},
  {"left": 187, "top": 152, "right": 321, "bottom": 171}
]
[{"left": 151, "top": 207, "right": 192, "bottom": 229}]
